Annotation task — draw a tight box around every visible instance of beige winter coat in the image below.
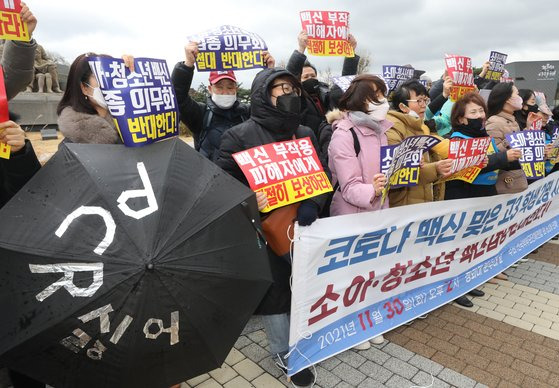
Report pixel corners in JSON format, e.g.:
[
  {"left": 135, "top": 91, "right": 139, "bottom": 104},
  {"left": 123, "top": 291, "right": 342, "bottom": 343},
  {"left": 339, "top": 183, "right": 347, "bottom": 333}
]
[
  {"left": 385, "top": 111, "right": 446, "bottom": 207},
  {"left": 485, "top": 111, "right": 528, "bottom": 194}
]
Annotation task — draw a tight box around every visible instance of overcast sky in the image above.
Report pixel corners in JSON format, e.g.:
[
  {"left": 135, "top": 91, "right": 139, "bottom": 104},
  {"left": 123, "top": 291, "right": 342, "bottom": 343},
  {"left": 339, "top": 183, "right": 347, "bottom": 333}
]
[{"left": 30, "top": 0, "right": 559, "bottom": 89}]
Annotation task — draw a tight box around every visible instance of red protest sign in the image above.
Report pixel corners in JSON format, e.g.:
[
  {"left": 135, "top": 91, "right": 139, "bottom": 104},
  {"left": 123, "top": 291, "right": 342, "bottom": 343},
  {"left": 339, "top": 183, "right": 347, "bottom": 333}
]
[
  {"left": 444, "top": 137, "right": 491, "bottom": 183},
  {"left": 300, "top": 10, "right": 354, "bottom": 57},
  {"left": 0, "top": 0, "right": 29, "bottom": 42},
  {"left": 445, "top": 54, "right": 474, "bottom": 102},
  {"left": 0, "top": 65, "right": 10, "bottom": 159},
  {"left": 233, "top": 137, "right": 332, "bottom": 212}
]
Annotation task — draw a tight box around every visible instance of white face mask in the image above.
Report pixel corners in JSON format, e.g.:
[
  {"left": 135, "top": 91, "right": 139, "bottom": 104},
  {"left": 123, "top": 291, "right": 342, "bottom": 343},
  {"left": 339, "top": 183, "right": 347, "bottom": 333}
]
[
  {"left": 407, "top": 109, "right": 420, "bottom": 119},
  {"left": 211, "top": 93, "right": 237, "bottom": 109},
  {"left": 85, "top": 83, "right": 108, "bottom": 109},
  {"left": 368, "top": 99, "right": 389, "bottom": 122}
]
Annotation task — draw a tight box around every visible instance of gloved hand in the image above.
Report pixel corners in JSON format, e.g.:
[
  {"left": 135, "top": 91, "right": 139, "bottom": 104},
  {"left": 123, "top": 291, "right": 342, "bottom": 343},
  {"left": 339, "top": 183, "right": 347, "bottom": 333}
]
[{"left": 297, "top": 201, "right": 319, "bottom": 226}]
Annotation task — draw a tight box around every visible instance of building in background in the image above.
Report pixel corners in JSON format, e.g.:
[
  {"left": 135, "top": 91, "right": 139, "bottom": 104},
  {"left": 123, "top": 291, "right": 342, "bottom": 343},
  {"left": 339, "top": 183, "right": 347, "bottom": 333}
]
[{"left": 506, "top": 61, "right": 559, "bottom": 107}]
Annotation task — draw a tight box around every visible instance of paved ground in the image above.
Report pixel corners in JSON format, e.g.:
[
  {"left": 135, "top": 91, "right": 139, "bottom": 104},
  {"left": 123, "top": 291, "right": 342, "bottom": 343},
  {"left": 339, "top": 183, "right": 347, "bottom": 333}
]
[{"left": 178, "top": 239, "right": 559, "bottom": 388}]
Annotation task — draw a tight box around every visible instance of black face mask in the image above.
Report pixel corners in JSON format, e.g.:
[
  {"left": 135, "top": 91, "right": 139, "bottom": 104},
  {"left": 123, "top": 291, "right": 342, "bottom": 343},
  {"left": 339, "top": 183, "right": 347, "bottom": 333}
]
[
  {"left": 276, "top": 94, "right": 301, "bottom": 115},
  {"left": 526, "top": 104, "right": 539, "bottom": 114},
  {"left": 466, "top": 118, "right": 484, "bottom": 131},
  {"left": 302, "top": 78, "right": 319, "bottom": 95}
]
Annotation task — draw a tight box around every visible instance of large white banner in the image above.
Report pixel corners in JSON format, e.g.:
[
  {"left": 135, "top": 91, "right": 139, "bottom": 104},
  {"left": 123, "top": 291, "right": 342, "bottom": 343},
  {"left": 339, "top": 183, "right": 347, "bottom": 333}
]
[{"left": 288, "top": 172, "right": 559, "bottom": 375}]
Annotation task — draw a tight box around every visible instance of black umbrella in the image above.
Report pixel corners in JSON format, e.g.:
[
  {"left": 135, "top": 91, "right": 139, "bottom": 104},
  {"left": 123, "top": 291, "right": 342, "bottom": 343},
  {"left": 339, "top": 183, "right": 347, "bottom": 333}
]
[{"left": 0, "top": 138, "right": 272, "bottom": 388}]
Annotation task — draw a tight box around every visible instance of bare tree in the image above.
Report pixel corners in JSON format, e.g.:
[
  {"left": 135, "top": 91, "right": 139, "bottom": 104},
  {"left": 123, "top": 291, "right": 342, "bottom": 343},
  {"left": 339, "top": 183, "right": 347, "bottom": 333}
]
[
  {"left": 46, "top": 50, "right": 69, "bottom": 65},
  {"left": 275, "top": 59, "right": 287, "bottom": 69},
  {"left": 356, "top": 49, "right": 372, "bottom": 74},
  {"left": 318, "top": 66, "right": 333, "bottom": 87}
]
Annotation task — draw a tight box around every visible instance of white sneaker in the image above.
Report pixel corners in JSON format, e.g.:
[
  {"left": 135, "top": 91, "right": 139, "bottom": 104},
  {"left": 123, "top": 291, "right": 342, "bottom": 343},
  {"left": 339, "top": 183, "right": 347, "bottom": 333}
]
[
  {"left": 370, "top": 335, "right": 385, "bottom": 345},
  {"left": 353, "top": 341, "right": 371, "bottom": 350}
]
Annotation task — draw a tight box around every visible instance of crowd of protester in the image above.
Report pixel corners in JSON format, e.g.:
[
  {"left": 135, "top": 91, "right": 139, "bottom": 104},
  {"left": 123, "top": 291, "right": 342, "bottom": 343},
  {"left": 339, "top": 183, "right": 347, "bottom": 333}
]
[{"left": 2, "top": 6, "right": 558, "bottom": 386}]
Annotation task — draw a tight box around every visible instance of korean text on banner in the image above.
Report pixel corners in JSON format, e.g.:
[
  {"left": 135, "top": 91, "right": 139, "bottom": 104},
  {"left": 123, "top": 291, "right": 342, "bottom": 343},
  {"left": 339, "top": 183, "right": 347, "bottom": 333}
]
[
  {"left": 380, "top": 135, "right": 441, "bottom": 203},
  {"left": 445, "top": 54, "right": 475, "bottom": 102},
  {"left": 506, "top": 130, "right": 547, "bottom": 180},
  {"left": 232, "top": 137, "right": 332, "bottom": 212},
  {"left": 88, "top": 57, "right": 179, "bottom": 148},
  {"left": 188, "top": 25, "right": 268, "bottom": 72},
  {"left": 443, "top": 137, "right": 491, "bottom": 183},
  {"left": 382, "top": 65, "right": 414, "bottom": 92},
  {"left": 300, "top": 11, "right": 354, "bottom": 57},
  {"left": 0, "top": 0, "right": 28, "bottom": 42},
  {"left": 484, "top": 51, "right": 508, "bottom": 81},
  {"left": 331, "top": 75, "right": 355, "bottom": 93},
  {"left": 333, "top": 74, "right": 388, "bottom": 94},
  {"left": 287, "top": 172, "right": 559, "bottom": 376},
  {"left": 550, "top": 127, "right": 559, "bottom": 165},
  {"left": 0, "top": 65, "right": 11, "bottom": 159}
]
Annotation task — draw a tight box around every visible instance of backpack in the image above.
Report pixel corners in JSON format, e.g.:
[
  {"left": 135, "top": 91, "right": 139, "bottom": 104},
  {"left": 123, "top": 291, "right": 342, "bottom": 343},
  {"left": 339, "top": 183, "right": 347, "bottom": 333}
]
[{"left": 321, "top": 127, "right": 360, "bottom": 217}]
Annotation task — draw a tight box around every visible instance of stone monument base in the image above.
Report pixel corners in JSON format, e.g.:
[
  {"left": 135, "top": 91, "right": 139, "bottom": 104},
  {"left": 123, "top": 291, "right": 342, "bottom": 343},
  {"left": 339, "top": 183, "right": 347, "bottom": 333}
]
[{"left": 10, "top": 91, "right": 62, "bottom": 129}]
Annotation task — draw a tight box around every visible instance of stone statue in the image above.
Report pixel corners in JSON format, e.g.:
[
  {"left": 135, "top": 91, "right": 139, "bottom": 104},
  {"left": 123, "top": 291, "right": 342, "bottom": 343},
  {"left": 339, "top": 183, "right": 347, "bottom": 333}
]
[{"left": 26, "top": 44, "right": 62, "bottom": 93}]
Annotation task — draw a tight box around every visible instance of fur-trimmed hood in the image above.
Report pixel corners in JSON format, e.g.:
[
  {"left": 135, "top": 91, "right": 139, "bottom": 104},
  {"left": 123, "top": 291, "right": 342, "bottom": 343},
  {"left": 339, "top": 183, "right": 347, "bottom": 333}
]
[
  {"left": 58, "top": 107, "right": 122, "bottom": 144},
  {"left": 326, "top": 108, "right": 343, "bottom": 124}
]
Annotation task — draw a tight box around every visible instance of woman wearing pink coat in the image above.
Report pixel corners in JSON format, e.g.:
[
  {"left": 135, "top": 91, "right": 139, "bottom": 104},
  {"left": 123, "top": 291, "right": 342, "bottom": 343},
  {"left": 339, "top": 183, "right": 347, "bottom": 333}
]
[
  {"left": 327, "top": 74, "right": 392, "bottom": 349},
  {"left": 328, "top": 74, "right": 392, "bottom": 216}
]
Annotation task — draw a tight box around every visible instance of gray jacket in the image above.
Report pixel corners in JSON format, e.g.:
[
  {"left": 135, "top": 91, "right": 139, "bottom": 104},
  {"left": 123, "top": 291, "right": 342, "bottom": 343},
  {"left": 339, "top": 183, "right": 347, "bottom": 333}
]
[{"left": 2, "top": 39, "right": 37, "bottom": 100}]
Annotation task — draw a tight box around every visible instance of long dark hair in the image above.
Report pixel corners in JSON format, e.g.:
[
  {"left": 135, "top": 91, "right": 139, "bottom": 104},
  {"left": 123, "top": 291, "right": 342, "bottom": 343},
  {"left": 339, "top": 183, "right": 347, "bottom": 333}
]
[
  {"left": 487, "top": 82, "right": 514, "bottom": 117},
  {"left": 518, "top": 89, "right": 534, "bottom": 106},
  {"left": 514, "top": 88, "right": 534, "bottom": 128},
  {"left": 57, "top": 53, "right": 110, "bottom": 116}
]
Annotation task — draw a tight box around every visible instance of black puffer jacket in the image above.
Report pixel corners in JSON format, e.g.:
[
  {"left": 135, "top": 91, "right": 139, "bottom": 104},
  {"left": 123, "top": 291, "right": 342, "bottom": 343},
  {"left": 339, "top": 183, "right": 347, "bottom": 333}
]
[
  {"left": 171, "top": 62, "right": 249, "bottom": 161},
  {"left": 286, "top": 50, "right": 360, "bottom": 136},
  {"left": 217, "top": 67, "right": 327, "bottom": 315}
]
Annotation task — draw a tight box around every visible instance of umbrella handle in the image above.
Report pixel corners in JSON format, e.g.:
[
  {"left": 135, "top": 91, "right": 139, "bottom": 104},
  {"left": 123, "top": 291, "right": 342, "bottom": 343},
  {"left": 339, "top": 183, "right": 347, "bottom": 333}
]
[{"left": 240, "top": 201, "right": 267, "bottom": 248}]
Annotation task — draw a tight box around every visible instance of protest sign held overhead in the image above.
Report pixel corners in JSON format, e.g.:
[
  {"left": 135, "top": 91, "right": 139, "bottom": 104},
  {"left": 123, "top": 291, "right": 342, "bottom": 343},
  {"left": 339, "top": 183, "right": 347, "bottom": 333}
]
[
  {"left": 189, "top": 25, "right": 268, "bottom": 72},
  {"left": 484, "top": 51, "right": 507, "bottom": 81},
  {"left": 506, "top": 130, "right": 547, "bottom": 180},
  {"left": 300, "top": 11, "right": 354, "bottom": 57},
  {"left": 88, "top": 57, "right": 179, "bottom": 147},
  {"left": 443, "top": 137, "right": 492, "bottom": 183},
  {"left": 331, "top": 75, "right": 356, "bottom": 92},
  {"left": 445, "top": 54, "right": 475, "bottom": 101},
  {"left": 382, "top": 65, "right": 414, "bottom": 93},
  {"left": 333, "top": 74, "right": 388, "bottom": 94},
  {"left": 232, "top": 137, "right": 332, "bottom": 212},
  {"left": 0, "top": 0, "right": 28, "bottom": 41}
]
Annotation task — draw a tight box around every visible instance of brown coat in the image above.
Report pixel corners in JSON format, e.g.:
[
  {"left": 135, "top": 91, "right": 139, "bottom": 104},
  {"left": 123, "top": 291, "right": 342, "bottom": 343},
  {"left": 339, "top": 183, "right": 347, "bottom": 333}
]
[
  {"left": 485, "top": 111, "right": 527, "bottom": 194},
  {"left": 58, "top": 107, "right": 121, "bottom": 144},
  {"left": 385, "top": 111, "right": 446, "bottom": 207}
]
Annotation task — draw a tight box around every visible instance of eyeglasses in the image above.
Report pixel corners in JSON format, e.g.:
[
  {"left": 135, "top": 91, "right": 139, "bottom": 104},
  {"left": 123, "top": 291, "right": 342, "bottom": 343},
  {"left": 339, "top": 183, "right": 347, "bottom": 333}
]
[
  {"left": 271, "top": 82, "right": 301, "bottom": 96},
  {"left": 407, "top": 98, "right": 430, "bottom": 106}
]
